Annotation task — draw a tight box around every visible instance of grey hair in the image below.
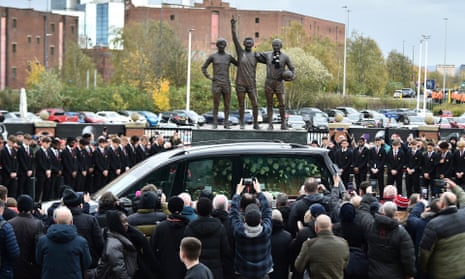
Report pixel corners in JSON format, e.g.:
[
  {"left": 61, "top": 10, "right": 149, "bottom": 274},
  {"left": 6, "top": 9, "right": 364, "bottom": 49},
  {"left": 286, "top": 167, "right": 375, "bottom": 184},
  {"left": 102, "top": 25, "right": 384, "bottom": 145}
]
[{"left": 380, "top": 201, "right": 397, "bottom": 218}]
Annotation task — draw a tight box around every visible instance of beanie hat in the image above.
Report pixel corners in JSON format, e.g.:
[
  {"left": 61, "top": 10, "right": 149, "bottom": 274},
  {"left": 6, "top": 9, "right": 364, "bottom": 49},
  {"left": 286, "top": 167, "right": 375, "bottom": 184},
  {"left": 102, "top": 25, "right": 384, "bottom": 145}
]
[
  {"left": 196, "top": 197, "right": 212, "bottom": 217},
  {"left": 168, "top": 196, "right": 184, "bottom": 215},
  {"left": 139, "top": 192, "right": 158, "bottom": 210},
  {"left": 245, "top": 203, "right": 261, "bottom": 227},
  {"left": 62, "top": 188, "right": 82, "bottom": 207},
  {"left": 17, "top": 194, "right": 33, "bottom": 212},
  {"left": 394, "top": 195, "right": 409, "bottom": 211},
  {"left": 309, "top": 203, "right": 326, "bottom": 218},
  {"left": 339, "top": 203, "right": 356, "bottom": 222}
]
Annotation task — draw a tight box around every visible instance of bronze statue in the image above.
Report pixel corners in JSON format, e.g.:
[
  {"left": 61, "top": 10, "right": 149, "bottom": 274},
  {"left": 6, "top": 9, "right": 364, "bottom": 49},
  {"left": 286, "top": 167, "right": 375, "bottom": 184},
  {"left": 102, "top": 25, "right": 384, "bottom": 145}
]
[
  {"left": 201, "top": 38, "right": 237, "bottom": 129},
  {"left": 258, "top": 39, "right": 295, "bottom": 130},
  {"left": 231, "top": 17, "right": 260, "bottom": 130}
]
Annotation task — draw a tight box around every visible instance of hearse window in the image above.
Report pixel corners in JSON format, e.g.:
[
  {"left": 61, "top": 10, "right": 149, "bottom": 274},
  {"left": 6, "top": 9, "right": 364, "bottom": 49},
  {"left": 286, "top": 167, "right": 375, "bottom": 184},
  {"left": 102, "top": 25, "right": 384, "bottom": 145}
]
[
  {"left": 185, "top": 158, "right": 232, "bottom": 200},
  {"left": 241, "top": 155, "right": 329, "bottom": 196},
  {"left": 122, "top": 163, "right": 178, "bottom": 200}
]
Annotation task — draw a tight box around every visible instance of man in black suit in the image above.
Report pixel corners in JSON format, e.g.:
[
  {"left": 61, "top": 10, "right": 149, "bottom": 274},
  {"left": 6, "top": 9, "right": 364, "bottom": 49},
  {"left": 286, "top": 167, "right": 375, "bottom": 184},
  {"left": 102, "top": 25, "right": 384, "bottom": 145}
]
[
  {"left": 149, "top": 135, "right": 166, "bottom": 156},
  {"left": 0, "top": 135, "right": 18, "bottom": 198},
  {"left": 421, "top": 141, "right": 436, "bottom": 198},
  {"left": 35, "top": 137, "right": 52, "bottom": 202},
  {"left": 405, "top": 139, "right": 423, "bottom": 197},
  {"left": 386, "top": 139, "right": 406, "bottom": 195},
  {"left": 107, "top": 137, "right": 122, "bottom": 182},
  {"left": 61, "top": 137, "right": 78, "bottom": 190},
  {"left": 433, "top": 141, "right": 453, "bottom": 197},
  {"left": 92, "top": 136, "right": 109, "bottom": 193},
  {"left": 48, "top": 138, "right": 63, "bottom": 200},
  {"left": 17, "top": 134, "right": 34, "bottom": 196},
  {"left": 452, "top": 140, "right": 465, "bottom": 188},
  {"left": 334, "top": 139, "right": 353, "bottom": 187},
  {"left": 369, "top": 137, "right": 387, "bottom": 197},
  {"left": 351, "top": 136, "right": 369, "bottom": 188},
  {"left": 125, "top": 136, "right": 139, "bottom": 168}
]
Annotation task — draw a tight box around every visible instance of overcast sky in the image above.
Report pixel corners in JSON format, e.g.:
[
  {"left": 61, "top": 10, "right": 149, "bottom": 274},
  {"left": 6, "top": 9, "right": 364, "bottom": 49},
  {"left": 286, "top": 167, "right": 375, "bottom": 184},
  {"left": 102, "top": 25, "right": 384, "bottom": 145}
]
[
  {"left": 228, "top": 0, "right": 463, "bottom": 69},
  {"left": 8, "top": 0, "right": 463, "bottom": 68}
]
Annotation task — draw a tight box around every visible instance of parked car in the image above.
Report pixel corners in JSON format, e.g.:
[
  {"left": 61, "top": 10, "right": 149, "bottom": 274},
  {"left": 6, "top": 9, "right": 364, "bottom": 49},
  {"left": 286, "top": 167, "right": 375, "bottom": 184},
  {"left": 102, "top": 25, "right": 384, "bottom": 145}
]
[
  {"left": 171, "top": 110, "right": 206, "bottom": 127},
  {"left": 335, "top": 106, "right": 359, "bottom": 117},
  {"left": 286, "top": 115, "right": 306, "bottom": 129},
  {"left": 37, "top": 108, "right": 79, "bottom": 123},
  {"left": 325, "top": 109, "right": 345, "bottom": 123},
  {"left": 403, "top": 115, "right": 426, "bottom": 127},
  {"left": 137, "top": 110, "right": 159, "bottom": 127},
  {"left": 298, "top": 107, "right": 325, "bottom": 125},
  {"left": 393, "top": 88, "right": 416, "bottom": 98},
  {"left": 96, "top": 111, "right": 130, "bottom": 124},
  {"left": 202, "top": 112, "right": 239, "bottom": 126},
  {"left": 11, "top": 111, "right": 42, "bottom": 122},
  {"left": 78, "top": 111, "right": 106, "bottom": 123},
  {"left": 85, "top": 141, "right": 341, "bottom": 214},
  {"left": 307, "top": 113, "right": 329, "bottom": 131},
  {"left": 260, "top": 107, "right": 282, "bottom": 123},
  {"left": 117, "top": 110, "right": 147, "bottom": 125}
]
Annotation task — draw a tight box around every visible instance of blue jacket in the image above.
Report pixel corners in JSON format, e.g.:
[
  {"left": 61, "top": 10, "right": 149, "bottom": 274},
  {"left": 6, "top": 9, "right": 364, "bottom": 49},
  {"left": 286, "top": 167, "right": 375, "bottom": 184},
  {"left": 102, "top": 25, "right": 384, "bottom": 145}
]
[
  {"left": 36, "top": 224, "right": 92, "bottom": 279},
  {"left": 0, "top": 216, "right": 20, "bottom": 279},
  {"left": 182, "top": 206, "right": 198, "bottom": 222},
  {"left": 230, "top": 192, "right": 272, "bottom": 278}
]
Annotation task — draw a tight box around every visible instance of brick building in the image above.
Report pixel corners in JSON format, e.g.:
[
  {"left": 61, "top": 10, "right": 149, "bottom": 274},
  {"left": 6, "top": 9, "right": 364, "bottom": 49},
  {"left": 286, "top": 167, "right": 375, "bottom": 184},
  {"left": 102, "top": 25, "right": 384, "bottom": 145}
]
[
  {"left": 0, "top": 7, "right": 78, "bottom": 89},
  {"left": 126, "top": 0, "right": 345, "bottom": 57}
]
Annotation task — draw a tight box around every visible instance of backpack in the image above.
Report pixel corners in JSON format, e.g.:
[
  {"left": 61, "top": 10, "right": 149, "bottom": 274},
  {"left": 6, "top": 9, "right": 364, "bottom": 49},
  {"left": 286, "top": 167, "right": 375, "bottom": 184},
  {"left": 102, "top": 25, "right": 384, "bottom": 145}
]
[{"left": 0, "top": 220, "right": 8, "bottom": 269}]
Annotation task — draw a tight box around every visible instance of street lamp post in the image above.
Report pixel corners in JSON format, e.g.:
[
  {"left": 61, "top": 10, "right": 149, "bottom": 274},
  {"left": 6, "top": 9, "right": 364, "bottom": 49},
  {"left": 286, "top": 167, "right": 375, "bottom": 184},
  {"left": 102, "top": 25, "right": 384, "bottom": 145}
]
[
  {"left": 186, "top": 29, "right": 194, "bottom": 114},
  {"left": 422, "top": 35, "right": 431, "bottom": 114},
  {"left": 416, "top": 40, "right": 423, "bottom": 111},
  {"left": 342, "top": 6, "right": 350, "bottom": 97},
  {"left": 443, "top": 18, "right": 448, "bottom": 103}
]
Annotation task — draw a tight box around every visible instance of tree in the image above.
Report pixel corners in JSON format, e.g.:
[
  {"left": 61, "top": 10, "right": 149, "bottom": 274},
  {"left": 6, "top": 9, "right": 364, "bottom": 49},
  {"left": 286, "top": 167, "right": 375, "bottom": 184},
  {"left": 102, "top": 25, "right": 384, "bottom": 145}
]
[
  {"left": 111, "top": 20, "right": 187, "bottom": 89},
  {"left": 27, "top": 69, "right": 64, "bottom": 111},
  {"left": 386, "top": 50, "right": 414, "bottom": 88},
  {"left": 284, "top": 48, "right": 332, "bottom": 109},
  {"left": 61, "top": 41, "right": 101, "bottom": 88},
  {"left": 152, "top": 79, "right": 170, "bottom": 112},
  {"left": 347, "top": 32, "right": 388, "bottom": 96}
]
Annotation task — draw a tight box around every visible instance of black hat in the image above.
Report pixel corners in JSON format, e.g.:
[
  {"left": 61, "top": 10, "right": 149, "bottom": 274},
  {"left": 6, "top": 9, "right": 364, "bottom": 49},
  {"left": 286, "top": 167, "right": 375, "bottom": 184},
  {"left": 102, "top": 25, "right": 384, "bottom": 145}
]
[
  {"left": 245, "top": 203, "right": 261, "bottom": 227},
  {"left": 139, "top": 192, "right": 158, "bottom": 210},
  {"left": 62, "top": 188, "right": 82, "bottom": 207},
  {"left": 309, "top": 203, "right": 327, "bottom": 218},
  {"left": 196, "top": 197, "right": 212, "bottom": 217},
  {"left": 168, "top": 196, "right": 184, "bottom": 214},
  {"left": 339, "top": 203, "right": 356, "bottom": 222},
  {"left": 17, "top": 194, "right": 33, "bottom": 212}
]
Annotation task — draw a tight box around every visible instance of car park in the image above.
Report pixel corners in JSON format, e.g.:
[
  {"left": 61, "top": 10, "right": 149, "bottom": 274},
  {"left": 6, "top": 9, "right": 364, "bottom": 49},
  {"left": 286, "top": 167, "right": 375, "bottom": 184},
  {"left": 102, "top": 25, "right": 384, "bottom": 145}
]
[
  {"left": 306, "top": 113, "right": 329, "bottom": 131},
  {"left": 9, "top": 112, "right": 42, "bottom": 123},
  {"left": 393, "top": 88, "right": 416, "bottom": 98},
  {"left": 78, "top": 111, "right": 106, "bottom": 123},
  {"left": 90, "top": 142, "right": 341, "bottom": 213},
  {"left": 117, "top": 110, "right": 147, "bottom": 125},
  {"left": 335, "top": 106, "right": 359, "bottom": 117}
]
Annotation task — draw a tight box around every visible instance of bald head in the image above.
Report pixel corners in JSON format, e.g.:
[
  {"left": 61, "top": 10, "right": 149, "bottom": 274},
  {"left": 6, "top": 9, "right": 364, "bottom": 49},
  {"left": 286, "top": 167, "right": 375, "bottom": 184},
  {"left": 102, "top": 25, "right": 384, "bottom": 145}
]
[
  {"left": 178, "top": 192, "right": 192, "bottom": 206},
  {"left": 315, "top": 214, "right": 332, "bottom": 232},
  {"left": 441, "top": 192, "right": 457, "bottom": 208},
  {"left": 350, "top": 196, "right": 362, "bottom": 208},
  {"left": 213, "top": 194, "right": 228, "bottom": 211},
  {"left": 53, "top": 206, "right": 73, "bottom": 225}
]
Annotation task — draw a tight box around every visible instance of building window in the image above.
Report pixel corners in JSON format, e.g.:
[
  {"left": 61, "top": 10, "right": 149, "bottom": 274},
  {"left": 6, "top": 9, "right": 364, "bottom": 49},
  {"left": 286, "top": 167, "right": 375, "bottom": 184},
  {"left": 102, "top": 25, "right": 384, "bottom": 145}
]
[
  {"left": 36, "top": 36, "right": 40, "bottom": 44},
  {"left": 71, "top": 25, "right": 75, "bottom": 34},
  {"left": 50, "top": 46, "right": 55, "bottom": 56},
  {"left": 255, "top": 17, "right": 260, "bottom": 23},
  {"left": 210, "top": 11, "right": 219, "bottom": 47},
  {"left": 12, "top": 18, "right": 17, "bottom": 29},
  {"left": 255, "top": 32, "right": 259, "bottom": 38},
  {"left": 27, "top": 35, "right": 32, "bottom": 44},
  {"left": 12, "top": 67, "right": 17, "bottom": 80},
  {"left": 51, "top": 23, "right": 55, "bottom": 33},
  {"left": 96, "top": 3, "right": 109, "bottom": 46},
  {"left": 170, "top": 14, "right": 175, "bottom": 20},
  {"left": 12, "top": 43, "right": 16, "bottom": 54}
]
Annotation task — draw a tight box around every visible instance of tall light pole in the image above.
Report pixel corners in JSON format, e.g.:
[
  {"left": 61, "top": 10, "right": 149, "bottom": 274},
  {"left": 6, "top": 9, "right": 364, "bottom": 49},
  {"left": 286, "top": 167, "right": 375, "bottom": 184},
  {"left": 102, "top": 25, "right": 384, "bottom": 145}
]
[
  {"left": 422, "top": 35, "right": 431, "bottom": 114},
  {"left": 186, "top": 29, "right": 194, "bottom": 113},
  {"left": 416, "top": 40, "right": 423, "bottom": 111},
  {"left": 443, "top": 18, "right": 449, "bottom": 103},
  {"left": 342, "top": 6, "right": 350, "bottom": 97}
]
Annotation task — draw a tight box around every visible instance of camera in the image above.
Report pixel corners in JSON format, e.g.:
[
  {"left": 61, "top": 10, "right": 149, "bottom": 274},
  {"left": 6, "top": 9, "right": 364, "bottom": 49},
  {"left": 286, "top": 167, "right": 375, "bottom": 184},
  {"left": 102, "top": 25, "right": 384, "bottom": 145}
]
[{"left": 242, "top": 177, "right": 256, "bottom": 194}]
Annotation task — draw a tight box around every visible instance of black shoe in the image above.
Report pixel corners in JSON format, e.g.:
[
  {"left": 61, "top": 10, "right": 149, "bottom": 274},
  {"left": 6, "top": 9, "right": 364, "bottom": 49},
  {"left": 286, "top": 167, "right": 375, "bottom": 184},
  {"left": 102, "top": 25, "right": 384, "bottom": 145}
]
[{"left": 253, "top": 124, "right": 260, "bottom": 130}]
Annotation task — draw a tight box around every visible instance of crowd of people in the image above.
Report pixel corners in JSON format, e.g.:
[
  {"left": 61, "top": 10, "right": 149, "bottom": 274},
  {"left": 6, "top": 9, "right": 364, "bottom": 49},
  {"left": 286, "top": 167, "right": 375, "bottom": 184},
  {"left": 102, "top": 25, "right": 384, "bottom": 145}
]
[
  {"left": 1, "top": 129, "right": 465, "bottom": 279},
  {"left": 0, "top": 130, "right": 182, "bottom": 203}
]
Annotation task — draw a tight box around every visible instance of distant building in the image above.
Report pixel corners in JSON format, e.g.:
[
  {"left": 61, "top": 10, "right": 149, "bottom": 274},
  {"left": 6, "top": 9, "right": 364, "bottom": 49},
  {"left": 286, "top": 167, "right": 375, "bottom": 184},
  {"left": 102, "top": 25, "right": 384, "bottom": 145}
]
[
  {"left": 126, "top": 0, "right": 345, "bottom": 57},
  {"left": 0, "top": 7, "right": 78, "bottom": 89}
]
